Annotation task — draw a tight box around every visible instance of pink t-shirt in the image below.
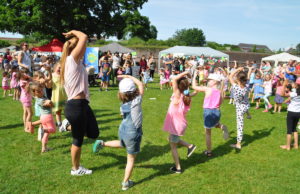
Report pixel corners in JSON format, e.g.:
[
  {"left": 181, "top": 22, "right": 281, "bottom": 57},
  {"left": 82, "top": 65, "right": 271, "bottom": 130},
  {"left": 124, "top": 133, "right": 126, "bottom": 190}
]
[
  {"left": 163, "top": 94, "right": 190, "bottom": 136},
  {"left": 2, "top": 77, "right": 9, "bottom": 87},
  {"left": 276, "top": 86, "right": 284, "bottom": 95},
  {"left": 19, "top": 80, "right": 32, "bottom": 103},
  {"left": 164, "top": 70, "right": 170, "bottom": 80},
  {"left": 64, "top": 56, "right": 89, "bottom": 101},
  {"left": 203, "top": 88, "right": 221, "bottom": 109}
]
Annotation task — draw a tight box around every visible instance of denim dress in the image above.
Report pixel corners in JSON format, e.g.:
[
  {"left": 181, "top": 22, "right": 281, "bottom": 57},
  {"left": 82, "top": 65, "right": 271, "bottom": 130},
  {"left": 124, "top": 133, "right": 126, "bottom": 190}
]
[{"left": 119, "top": 95, "right": 143, "bottom": 154}]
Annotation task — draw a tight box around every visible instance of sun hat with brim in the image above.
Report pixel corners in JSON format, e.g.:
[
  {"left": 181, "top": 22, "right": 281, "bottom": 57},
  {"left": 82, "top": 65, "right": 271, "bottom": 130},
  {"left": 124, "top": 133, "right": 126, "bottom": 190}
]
[
  {"left": 207, "top": 74, "right": 222, "bottom": 82},
  {"left": 119, "top": 78, "right": 136, "bottom": 93}
]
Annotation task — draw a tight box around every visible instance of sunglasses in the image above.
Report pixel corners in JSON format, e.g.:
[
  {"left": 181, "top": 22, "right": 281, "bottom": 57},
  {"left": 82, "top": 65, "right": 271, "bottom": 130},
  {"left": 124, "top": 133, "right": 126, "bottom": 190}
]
[{"left": 23, "top": 44, "right": 28, "bottom": 46}]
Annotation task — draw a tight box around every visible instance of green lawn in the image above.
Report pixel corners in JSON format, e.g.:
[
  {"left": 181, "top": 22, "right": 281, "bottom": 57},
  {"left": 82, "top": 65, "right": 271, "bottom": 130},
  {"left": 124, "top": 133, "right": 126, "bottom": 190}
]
[{"left": 0, "top": 76, "right": 298, "bottom": 194}]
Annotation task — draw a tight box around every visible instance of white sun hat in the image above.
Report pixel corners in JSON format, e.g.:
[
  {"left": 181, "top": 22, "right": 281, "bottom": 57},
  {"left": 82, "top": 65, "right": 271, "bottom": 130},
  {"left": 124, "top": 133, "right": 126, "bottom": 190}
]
[
  {"left": 207, "top": 73, "right": 222, "bottom": 82},
  {"left": 119, "top": 78, "right": 136, "bottom": 93}
]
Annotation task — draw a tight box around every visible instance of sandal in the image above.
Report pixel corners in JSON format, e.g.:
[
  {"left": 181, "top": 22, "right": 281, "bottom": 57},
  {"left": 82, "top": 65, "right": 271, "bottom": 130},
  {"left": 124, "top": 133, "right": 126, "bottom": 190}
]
[
  {"left": 230, "top": 144, "right": 241, "bottom": 150},
  {"left": 203, "top": 150, "right": 213, "bottom": 157}
]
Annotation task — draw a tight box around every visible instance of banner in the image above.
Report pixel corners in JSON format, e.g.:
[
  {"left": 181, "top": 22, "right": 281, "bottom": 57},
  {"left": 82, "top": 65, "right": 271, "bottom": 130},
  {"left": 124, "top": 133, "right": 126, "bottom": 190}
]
[{"left": 84, "top": 47, "right": 99, "bottom": 73}]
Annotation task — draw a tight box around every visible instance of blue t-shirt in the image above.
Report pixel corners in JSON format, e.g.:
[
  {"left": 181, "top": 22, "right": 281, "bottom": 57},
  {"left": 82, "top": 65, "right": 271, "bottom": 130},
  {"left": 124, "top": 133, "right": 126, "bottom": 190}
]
[{"left": 285, "top": 67, "right": 296, "bottom": 81}]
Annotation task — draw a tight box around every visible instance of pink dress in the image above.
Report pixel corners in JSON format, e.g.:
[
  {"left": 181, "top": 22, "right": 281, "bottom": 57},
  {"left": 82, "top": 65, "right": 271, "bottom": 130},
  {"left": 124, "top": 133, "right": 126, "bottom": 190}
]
[
  {"left": 19, "top": 80, "right": 32, "bottom": 107},
  {"left": 2, "top": 77, "right": 10, "bottom": 90},
  {"left": 163, "top": 94, "right": 190, "bottom": 136},
  {"left": 10, "top": 72, "right": 18, "bottom": 88},
  {"left": 164, "top": 70, "right": 170, "bottom": 81}
]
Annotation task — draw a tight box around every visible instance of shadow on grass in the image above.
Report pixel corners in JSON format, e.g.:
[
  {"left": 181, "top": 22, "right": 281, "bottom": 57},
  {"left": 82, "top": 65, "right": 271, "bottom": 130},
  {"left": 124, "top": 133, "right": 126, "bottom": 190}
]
[
  {"left": 97, "top": 118, "right": 122, "bottom": 125},
  {"left": 49, "top": 132, "right": 73, "bottom": 140},
  {"left": 90, "top": 143, "right": 170, "bottom": 171},
  {"left": 0, "top": 123, "right": 24, "bottom": 130},
  {"left": 135, "top": 127, "right": 275, "bottom": 185}
]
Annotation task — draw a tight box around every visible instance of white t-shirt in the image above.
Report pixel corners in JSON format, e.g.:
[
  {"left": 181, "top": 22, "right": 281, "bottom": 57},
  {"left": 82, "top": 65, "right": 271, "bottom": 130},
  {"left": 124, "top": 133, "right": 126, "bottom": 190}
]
[
  {"left": 264, "top": 80, "right": 272, "bottom": 94},
  {"left": 112, "top": 55, "right": 120, "bottom": 69},
  {"left": 64, "top": 56, "right": 90, "bottom": 101},
  {"left": 288, "top": 91, "right": 300, "bottom": 112},
  {"left": 198, "top": 58, "right": 205, "bottom": 66}
]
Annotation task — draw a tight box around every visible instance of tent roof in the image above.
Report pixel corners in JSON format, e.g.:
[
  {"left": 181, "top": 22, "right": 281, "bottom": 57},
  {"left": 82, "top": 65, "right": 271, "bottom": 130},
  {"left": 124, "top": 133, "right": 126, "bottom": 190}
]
[
  {"left": 98, "top": 42, "right": 134, "bottom": 53},
  {"left": 0, "top": 45, "right": 17, "bottom": 53},
  {"left": 159, "top": 46, "right": 229, "bottom": 58},
  {"left": 32, "top": 39, "right": 63, "bottom": 52},
  {"left": 261, "top": 52, "right": 300, "bottom": 62}
]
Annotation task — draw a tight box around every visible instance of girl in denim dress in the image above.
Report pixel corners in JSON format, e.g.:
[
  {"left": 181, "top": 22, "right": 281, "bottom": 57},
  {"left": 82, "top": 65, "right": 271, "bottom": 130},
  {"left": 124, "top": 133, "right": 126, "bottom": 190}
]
[{"left": 93, "top": 75, "right": 144, "bottom": 191}]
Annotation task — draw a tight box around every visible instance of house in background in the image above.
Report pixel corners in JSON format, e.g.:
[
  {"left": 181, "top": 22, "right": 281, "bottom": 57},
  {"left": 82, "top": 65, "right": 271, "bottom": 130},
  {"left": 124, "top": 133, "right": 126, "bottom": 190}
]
[{"left": 238, "top": 43, "right": 272, "bottom": 53}]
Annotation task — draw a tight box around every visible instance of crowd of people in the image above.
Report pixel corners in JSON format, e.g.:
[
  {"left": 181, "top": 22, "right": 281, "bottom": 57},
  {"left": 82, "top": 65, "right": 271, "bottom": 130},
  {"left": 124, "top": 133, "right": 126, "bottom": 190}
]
[{"left": 2, "top": 30, "right": 300, "bottom": 190}]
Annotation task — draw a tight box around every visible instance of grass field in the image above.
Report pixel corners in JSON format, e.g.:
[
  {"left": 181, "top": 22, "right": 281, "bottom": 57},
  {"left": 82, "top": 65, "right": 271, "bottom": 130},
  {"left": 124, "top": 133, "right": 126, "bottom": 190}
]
[{"left": 0, "top": 76, "right": 299, "bottom": 194}]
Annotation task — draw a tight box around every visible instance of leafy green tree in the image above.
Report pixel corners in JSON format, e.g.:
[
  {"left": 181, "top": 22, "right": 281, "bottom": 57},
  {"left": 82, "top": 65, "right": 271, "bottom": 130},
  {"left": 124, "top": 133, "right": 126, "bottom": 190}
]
[
  {"left": 172, "top": 28, "right": 206, "bottom": 46},
  {"left": 0, "top": 0, "right": 155, "bottom": 41},
  {"left": 122, "top": 11, "right": 157, "bottom": 40},
  {"left": 296, "top": 43, "right": 300, "bottom": 55}
]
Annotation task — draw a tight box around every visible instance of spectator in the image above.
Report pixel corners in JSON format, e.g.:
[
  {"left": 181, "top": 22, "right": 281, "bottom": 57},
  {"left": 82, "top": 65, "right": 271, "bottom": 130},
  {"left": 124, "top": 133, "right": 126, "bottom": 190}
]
[
  {"left": 163, "top": 53, "right": 173, "bottom": 71},
  {"left": 111, "top": 52, "right": 121, "bottom": 85}
]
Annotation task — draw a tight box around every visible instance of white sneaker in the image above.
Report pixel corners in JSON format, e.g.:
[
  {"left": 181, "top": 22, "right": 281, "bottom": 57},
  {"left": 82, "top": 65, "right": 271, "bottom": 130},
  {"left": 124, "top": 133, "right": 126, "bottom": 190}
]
[
  {"left": 221, "top": 125, "right": 229, "bottom": 140},
  {"left": 60, "top": 119, "right": 69, "bottom": 132},
  {"left": 71, "top": 166, "right": 92, "bottom": 176},
  {"left": 38, "top": 127, "right": 44, "bottom": 141}
]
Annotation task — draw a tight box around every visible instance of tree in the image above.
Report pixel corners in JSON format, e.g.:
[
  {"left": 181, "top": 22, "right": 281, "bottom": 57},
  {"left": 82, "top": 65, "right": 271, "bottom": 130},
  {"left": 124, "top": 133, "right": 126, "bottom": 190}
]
[
  {"left": 296, "top": 43, "right": 300, "bottom": 55},
  {"left": 0, "top": 0, "right": 155, "bottom": 41},
  {"left": 122, "top": 11, "right": 157, "bottom": 40},
  {"left": 0, "top": 40, "right": 10, "bottom": 48},
  {"left": 172, "top": 28, "right": 206, "bottom": 46}
]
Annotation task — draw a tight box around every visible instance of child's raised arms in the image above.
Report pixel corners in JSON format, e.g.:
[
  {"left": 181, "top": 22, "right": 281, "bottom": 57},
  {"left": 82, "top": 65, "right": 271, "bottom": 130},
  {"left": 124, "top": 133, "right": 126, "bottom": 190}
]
[
  {"left": 172, "top": 71, "right": 190, "bottom": 99},
  {"left": 118, "top": 75, "right": 144, "bottom": 96},
  {"left": 229, "top": 67, "right": 243, "bottom": 86}
]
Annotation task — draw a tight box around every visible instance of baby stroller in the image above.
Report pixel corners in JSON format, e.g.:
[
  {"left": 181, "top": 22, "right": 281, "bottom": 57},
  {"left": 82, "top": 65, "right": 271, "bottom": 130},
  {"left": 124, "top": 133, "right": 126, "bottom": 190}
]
[{"left": 86, "top": 66, "right": 98, "bottom": 87}]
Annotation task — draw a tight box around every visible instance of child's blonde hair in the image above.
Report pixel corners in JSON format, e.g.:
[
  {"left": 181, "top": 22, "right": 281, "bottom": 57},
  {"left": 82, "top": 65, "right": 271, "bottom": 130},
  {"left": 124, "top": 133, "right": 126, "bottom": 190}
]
[{"left": 30, "top": 82, "right": 43, "bottom": 97}]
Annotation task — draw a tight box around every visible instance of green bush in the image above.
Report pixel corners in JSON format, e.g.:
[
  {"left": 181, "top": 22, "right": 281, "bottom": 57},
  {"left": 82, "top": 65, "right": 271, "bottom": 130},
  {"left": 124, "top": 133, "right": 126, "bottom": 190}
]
[{"left": 0, "top": 40, "right": 11, "bottom": 48}]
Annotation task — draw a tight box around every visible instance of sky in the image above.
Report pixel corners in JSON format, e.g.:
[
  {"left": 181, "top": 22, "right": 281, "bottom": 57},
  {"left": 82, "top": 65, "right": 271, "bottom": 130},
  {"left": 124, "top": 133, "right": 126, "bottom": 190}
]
[
  {"left": 139, "top": 0, "right": 300, "bottom": 50},
  {"left": 1, "top": 0, "right": 299, "bottom": 51}
]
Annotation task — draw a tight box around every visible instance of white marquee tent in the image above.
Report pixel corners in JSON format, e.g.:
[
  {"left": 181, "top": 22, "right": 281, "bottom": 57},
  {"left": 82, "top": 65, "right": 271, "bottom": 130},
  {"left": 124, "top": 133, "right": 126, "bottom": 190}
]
[
  {"left": 158, "top": 46, "right": 229, "bottom": 68},
  {"left": 261, "top": 52, "right": 300, "bottom": 67}
]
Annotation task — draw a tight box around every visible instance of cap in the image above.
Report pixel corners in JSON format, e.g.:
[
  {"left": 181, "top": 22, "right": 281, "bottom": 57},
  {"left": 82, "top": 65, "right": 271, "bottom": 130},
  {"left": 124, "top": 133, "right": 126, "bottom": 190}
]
[
  {"left": 119, "top": 78, "right": 136, "bottom": 93},
  {"left": 207, "top": 74, "right": 222, "bottom": 82}
]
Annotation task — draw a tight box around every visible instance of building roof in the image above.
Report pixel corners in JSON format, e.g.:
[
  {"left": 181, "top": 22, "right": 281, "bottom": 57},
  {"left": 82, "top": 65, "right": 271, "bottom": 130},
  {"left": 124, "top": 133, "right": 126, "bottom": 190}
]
[{"left": 238, "top": 43, "right": 271, "bottom": 52}]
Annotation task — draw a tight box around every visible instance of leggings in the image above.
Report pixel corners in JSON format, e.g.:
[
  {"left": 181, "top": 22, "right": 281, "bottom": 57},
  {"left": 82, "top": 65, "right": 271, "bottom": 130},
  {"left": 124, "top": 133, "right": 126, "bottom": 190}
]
[
  {"left": 263, "top": 93, "right": 271, "bottom": 109},
  {"left": 287, "top": 111, "right": 300, "bottom": 134},
  {"left": 41, "top": 114, "right": 56, "bottom": 144},
  {"left": 235, "top": 103, "right": 249, "bottom": 142},
  {"left": 65, "top": 99, "right": 99, "bottom": 147},
  {"left": 150, "top": 70, "right": 155, "bottom": 78}
]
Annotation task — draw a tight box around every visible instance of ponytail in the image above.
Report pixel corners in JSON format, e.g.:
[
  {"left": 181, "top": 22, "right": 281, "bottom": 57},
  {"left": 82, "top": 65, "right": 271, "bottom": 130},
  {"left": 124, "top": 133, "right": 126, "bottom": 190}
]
[
  {"left": 60, "top": 41, "right": 70, "bottom": 84},
  {"left": 60, "top": 37, "right": 78, "bottom": 84},
  {"left": 183, "top": 95, "right": 192, "bottom": 106}
]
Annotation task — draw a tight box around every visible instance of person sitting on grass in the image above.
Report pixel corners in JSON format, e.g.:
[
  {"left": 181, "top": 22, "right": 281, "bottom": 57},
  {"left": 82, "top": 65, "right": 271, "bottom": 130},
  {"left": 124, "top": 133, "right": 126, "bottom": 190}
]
[
  {"left": 163, "top": 71, "right": 197, "bottom": 174},
  {"left": 192, "top": 71, "right": 229, "bottom": 156},
  {"left": 280, "top": 78, "right": 300, "bottom": 150},
  {"left": 93, "top": 75, "right": 144, "bottom": 191}
]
